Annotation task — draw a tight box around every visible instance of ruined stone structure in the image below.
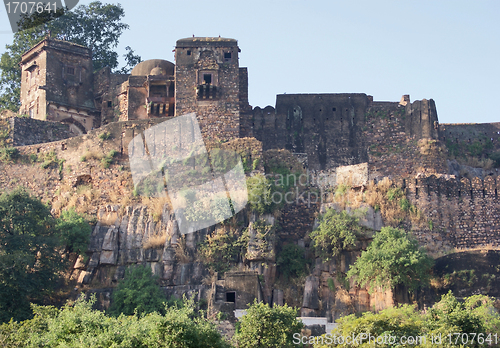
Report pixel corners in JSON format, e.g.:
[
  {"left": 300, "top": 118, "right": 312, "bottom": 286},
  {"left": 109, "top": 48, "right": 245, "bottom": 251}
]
[
  {"left": 9, "top": 36, "right": 500, "bottom": 326},
  {"left": 17, "top": 36, "right": 454, "bottom": 175},
  {"left": 20, "top": 38, "right": 98, "bottom": 135}
]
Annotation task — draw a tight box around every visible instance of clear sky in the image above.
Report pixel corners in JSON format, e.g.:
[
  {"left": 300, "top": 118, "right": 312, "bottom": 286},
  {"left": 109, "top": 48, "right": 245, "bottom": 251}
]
[{"left": 1, "top": 0, "right": 499, "bottom": 124}]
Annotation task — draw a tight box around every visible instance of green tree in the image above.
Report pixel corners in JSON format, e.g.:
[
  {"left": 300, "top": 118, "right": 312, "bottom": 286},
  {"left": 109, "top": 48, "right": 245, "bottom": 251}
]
[
  {"left": 277, "top": 243, "right": 307, "bottom": 279},
  {"left": 310, "top": 209, "right": 363, "bottom": 261},
  {"left": 56, "top": 208, "right": 92, "bottom": 257},
  {"left": 247, "top": 173, "right": 274, "bottom": 214},
  {"left": 108, "top": 265, "right": 167, "bottom": 317},
  {"left": 347, "top": 227, "right": 433, "bottom": 293},
  {"left": 0, "top": 189, "right": 65, "bottom": 323},
  {"left": 234, "top": 300, "right": 303, "bottom": 348},
  {"left": 198, "top": 228, "right": 244, "bottom": 273},
  {"left": 0, "top": 1, "right": 140, "bottom": 112}
]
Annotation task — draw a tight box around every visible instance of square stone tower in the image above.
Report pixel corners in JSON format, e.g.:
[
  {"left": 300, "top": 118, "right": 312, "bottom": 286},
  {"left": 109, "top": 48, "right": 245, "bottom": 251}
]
[
  {"left": 174, "top": 37, "right": 242, "bottom": 141},
  {"left": 20, "top": 37, "right": 98, "bottom": 134}
]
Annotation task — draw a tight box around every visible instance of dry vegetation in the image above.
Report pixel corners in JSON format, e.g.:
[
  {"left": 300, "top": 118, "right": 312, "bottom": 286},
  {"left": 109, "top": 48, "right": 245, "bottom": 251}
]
[
  {"left": 174, "top": 235, "right": 192, "bottom": 263},
  {"left": 332, "top": 177, "right": 427, "bottom": 228},
  {"left": 142, "top": 196, "right": 172, "bottom": 222},
  {"left": 52, "top": 183, "right": 99, "bottom": 216},
  {"left": 143, "top": 231, "right": 169, "bottom": 249}
]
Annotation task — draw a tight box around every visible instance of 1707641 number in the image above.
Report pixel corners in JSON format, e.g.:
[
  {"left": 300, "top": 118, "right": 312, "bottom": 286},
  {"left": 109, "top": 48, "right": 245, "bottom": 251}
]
[{"left": 5, "top": 2, "right": 58, "bottom": 14}]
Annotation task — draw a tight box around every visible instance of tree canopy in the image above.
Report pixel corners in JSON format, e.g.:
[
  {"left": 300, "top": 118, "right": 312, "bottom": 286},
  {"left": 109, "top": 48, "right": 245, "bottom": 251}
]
[
  {"left": 347, "top": 227, "right": 433, "bottom": 293},
  {"left": 108, "top": 265, "right": 167, "bottom": 317},
  {"left": 234, "top": 300, "right": 303, "bottom": 348},
  {"left": 0, "top": 296, "right": 231, "bottom": 348},
  {"left": 313, "top": 292, "right": 499, "bottom": 348},
  {"left": 310, "top": 208, "right": 364, "bottom": 261},
  {"left": 0, "top": 1, "right": 141, "bottom": 112},
  {"left": 0, "top": 188, "right": 91, "bottom": 323}
]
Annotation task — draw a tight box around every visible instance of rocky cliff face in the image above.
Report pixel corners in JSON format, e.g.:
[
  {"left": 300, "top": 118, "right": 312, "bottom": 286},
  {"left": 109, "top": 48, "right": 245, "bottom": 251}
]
[
  {"left": 70, "top": 200, "right": 399, "bottom": 322},
  {"left": 73, "top": 204, "right": 212, "bottom": 308}
]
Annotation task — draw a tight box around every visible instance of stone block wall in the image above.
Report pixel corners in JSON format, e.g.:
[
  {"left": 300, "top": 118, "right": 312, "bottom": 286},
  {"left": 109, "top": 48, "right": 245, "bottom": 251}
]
[
  {"left": 8, "top": 117, "right": 71, "bottom": 146},
  {"left": 363, "top": 100, "right": 447, "bottom": 179},
  {"left": 250, "top": 94, "right": 445, "bottom": 176},
  {"left": 406, "top": 175, "right": 500, "bottom": 249},
  {"left": 252, "top": 94, "right": 370, "bottom": 170}
]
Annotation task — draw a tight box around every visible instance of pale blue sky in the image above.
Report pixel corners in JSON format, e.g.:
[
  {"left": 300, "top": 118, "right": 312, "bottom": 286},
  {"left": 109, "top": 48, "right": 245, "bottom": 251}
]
[{"left": 1, "top": 0, "right": 499, "bottom": 124}]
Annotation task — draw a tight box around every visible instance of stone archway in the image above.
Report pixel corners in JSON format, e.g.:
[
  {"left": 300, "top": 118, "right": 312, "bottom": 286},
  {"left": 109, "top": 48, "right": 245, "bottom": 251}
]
[{"left": 61, "top": 117, "right": 87, "bottom": 136}]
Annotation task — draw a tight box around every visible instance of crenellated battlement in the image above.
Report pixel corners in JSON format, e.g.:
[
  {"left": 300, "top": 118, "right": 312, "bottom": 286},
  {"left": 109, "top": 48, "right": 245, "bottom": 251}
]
[
  {"left": 401, "top": 175, "right": 500, "bottom": 199},
  {"left": 388, "top": 174, "right": 500, "bottom": 250}
]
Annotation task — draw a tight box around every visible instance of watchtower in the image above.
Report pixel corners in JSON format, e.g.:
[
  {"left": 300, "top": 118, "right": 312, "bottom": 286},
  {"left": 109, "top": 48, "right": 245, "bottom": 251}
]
[
  {"left": 19, "top": 37, "right": 97, "bottom": 135},
  {"left": 174, "top": 37, "right": 242, "bottom": 141}
]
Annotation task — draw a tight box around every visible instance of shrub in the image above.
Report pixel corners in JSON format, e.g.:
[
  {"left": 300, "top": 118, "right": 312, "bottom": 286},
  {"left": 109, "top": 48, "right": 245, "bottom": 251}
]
[
  {"left": 0, "top": 146, "right": 19, "bottom": 162},
  {"left": 277, "top": 243, "right": 307, "bottom": 279},
  {"left": 108, "top": 265, "right": 166, "bottom": 317},
  {"left": 0, "top": 295, "right": 231, "bottom": 348},
  {"left": 314, "top": 292, "right": 499, "bottom": 348},
  {"left": 347, "top": 227, "right": 433, "bottom": 293},
  {"left": 56, "top": 208, "right": 92, "bottom": 258},
  {"left": 310, "top": 209, "right": 363, "bottom": 261},
  {"left": 234, "top": 300, "right": 303, "bottom": 348},
  {"left": 246, "top": 174, "right": 273, "bottom": 214},
  {"left": 101, "top": 150, "right": 118, "bottom": 168},
  {"left": 98, "top": 131, "right": 112, "bottom": 140},
  {"left": 252, "top": 158, "right": 260, "bottom": 170},
  {"left": 39, "top": 150, "right": 64, "bottom": 172},
  {"left": 198, "top": 227, "right": 246, "bottom": 273}
]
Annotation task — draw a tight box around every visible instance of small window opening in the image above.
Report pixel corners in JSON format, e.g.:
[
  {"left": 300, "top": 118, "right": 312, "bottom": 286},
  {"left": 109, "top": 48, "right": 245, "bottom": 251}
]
[
  {"left": 226, "top": 292, "right": 235, "bottom": 303},
  {"left": 187, "top": 50, "right": 191, "bottom": 56},
  {"left": 67, "top": 67, "right": 75, "bottom": 75},
  {"left": 107, "top": 101, "right": 112, "bottom": 108},
  {"left": 224, "top": 52, "right": 232, "bottom": 62},
  {"left": 203, "top": 74, "right": 212, "bottom": 84},
  {"left": 332, "top": 107, "right": 336, "bottom": 111}
]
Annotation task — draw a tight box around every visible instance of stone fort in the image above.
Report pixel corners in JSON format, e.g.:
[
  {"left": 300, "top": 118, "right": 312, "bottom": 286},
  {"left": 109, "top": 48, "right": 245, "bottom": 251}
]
[
  {"left": 13, "top": 35, "right": 500, "bottom": 247},
  {"left": 19, "top": 35, "right": 487, "bottom": 173},
  {"left": 5, "top": 35, "right": 500, "bottom": 324}
]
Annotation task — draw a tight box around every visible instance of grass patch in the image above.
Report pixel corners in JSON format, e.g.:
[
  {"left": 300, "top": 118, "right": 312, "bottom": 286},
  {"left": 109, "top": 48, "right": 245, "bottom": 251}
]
[
  {"left": 98, "top": 131, "right": 112, "bottom": 140},
  {"left": 143, "top": 231, "right": 168, "bottom": 249},
  {"left": 0, "top": 147, "right": 19, "bottom": 163}
]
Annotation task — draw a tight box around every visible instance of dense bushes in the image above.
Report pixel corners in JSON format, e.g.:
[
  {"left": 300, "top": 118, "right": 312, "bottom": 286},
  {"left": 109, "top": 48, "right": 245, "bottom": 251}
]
[
  {"left": 108, "top": 265, "right": 167, "bottom": 317},
  {"left": 234, "top": 300, "right": 303, "bottom": 348},
  {"left": 277, "top": 243, "right": 308, "bottom": 279},
  {"left": 313, "top": 292, "right": 500, "bottom": 348},
  {"left": 347, "top": 227, "right": 433, "bottom": 293},
  {"left": 0, "top": 296, "right": 231, "bottom": 348},
  {"left": 310, "top": 209, "right": 364, "bottom": 261}
]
